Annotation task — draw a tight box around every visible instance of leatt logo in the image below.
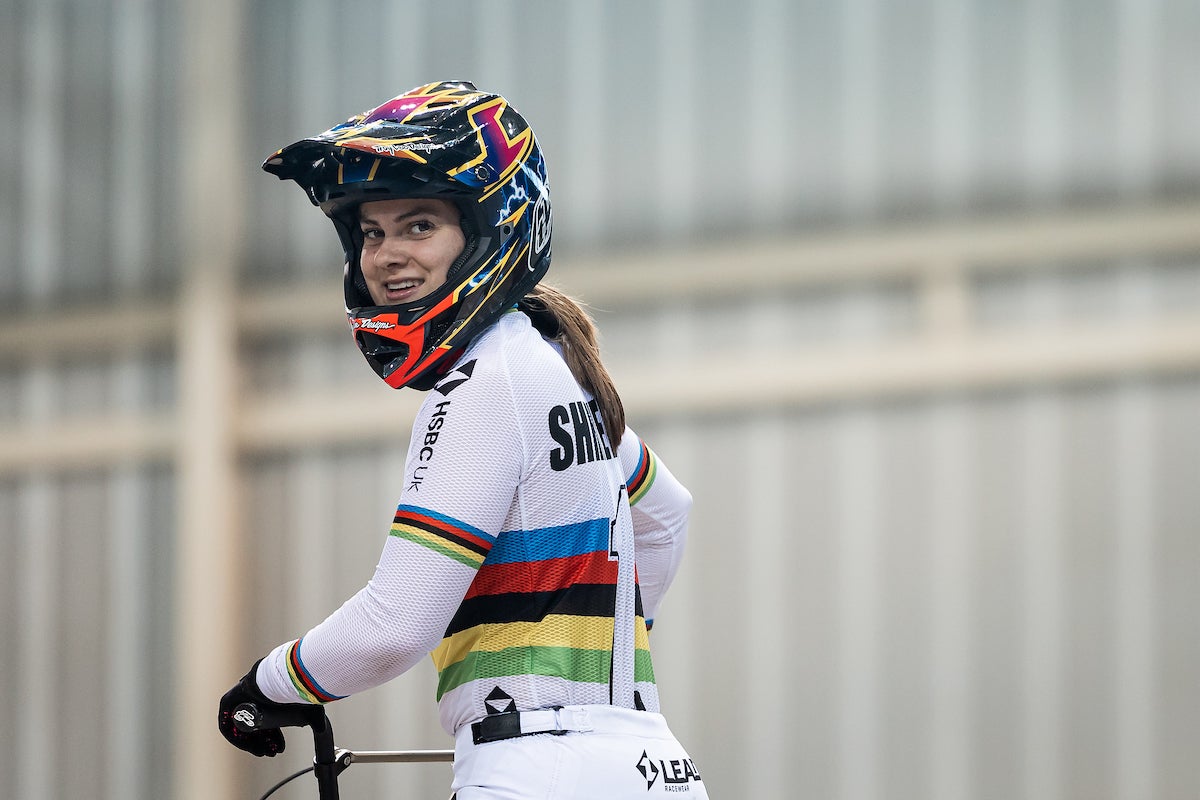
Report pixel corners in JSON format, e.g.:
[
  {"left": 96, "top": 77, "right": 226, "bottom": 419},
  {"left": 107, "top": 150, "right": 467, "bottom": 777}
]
[{"left": 635, "top": 750, "right": 702, "bottom": 792}]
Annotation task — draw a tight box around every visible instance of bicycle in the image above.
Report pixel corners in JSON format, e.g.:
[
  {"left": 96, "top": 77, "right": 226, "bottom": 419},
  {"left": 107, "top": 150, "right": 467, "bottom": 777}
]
[{"left": 233, "top": 701, "right": 454, "bottom": 799}]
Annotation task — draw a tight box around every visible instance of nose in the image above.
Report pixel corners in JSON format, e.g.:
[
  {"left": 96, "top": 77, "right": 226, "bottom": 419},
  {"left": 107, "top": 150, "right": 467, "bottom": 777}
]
[{"left": 371, "top": 235, "right": 410, "bottom": 269}]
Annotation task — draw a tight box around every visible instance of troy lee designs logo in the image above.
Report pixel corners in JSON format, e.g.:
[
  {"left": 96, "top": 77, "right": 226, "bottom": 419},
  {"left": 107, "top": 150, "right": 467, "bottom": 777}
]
[
  {"left": 635, "top": 751, "right": 702, "bottom": 792},
  {"left": 372, "top": 140, "right": 444, "bottom": 155},
  {"left": 353, "top": 318, "right": 395, "bottom": 331}
]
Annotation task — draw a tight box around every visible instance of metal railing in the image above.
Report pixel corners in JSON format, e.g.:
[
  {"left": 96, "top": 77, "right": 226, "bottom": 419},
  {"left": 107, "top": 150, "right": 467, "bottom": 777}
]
[{"left": 3, "top": 201, "right": 1199, "bottom": 474}]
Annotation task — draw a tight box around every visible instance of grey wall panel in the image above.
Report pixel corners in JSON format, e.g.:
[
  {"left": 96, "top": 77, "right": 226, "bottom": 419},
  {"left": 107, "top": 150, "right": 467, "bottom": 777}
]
[
  {"left": 1154, "top": 379, "right": 1200, "bottom": 800},
  {"left": 57, "top": 472, "right": 112, "bottom": 799},
  {"left": 7, "top": 0, "right": 1200, "bottom": 308},
  {"left": 1161, "top": 0, "right": 1200, "bottom": 190},
  {"left": 0, "top": 481, "right": 18, "bottom": 794},
  {"left": 4, "top": 354, "right": 1195, "bottom": 800},
  {"left": 630, "top": 377, "right": 1199, "bottom": 800},
  {"left": 0, "top": 466, "right": 176, "bottom": 800}
]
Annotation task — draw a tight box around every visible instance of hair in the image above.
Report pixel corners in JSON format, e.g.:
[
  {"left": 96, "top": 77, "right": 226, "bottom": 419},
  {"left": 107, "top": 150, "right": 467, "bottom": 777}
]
[{"left": 518, "top": 285, "right": 626, "bottom": 448}]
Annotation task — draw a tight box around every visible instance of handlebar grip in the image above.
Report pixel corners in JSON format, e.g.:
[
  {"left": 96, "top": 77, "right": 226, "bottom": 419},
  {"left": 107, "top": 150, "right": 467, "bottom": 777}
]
[{"left": 233, "top": 702, "right": 328, "bottom": 733}]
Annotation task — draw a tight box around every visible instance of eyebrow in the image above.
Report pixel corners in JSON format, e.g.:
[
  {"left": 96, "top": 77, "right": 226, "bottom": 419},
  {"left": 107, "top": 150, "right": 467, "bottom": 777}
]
[{"left": 358, "top": 203, "right": 443, "bottom": 227}]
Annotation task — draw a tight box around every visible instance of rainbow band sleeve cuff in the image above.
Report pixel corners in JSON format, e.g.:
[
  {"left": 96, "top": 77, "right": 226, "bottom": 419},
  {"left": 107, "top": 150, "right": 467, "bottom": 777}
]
[
  {"left": 286, "top": 638, "right": 345, "bottom": 704},
  {"left": 625, "top": 438, "right": 658, "bottom": 506}
]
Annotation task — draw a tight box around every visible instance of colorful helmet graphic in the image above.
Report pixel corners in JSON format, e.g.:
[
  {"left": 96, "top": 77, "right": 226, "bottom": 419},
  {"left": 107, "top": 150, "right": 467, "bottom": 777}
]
[{"left": 262, "top": 80, "right": 552, "bottom": 390}]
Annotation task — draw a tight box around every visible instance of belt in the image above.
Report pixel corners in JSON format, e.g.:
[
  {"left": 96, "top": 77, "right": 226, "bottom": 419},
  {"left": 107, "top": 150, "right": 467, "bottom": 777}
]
[{"left": 470, "top": 707, "right": 593, "bottom": 745}]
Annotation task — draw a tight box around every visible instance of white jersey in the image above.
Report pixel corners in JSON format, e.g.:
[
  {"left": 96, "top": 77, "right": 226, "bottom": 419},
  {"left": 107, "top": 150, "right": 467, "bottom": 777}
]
[{"left": 257, "top": 310, "right": 691, "bottom": 735}]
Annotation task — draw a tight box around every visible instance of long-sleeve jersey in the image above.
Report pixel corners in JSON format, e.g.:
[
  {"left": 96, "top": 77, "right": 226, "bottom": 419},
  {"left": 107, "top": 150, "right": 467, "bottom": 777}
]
[{"left": 256, "top": 310, "right": 691, "bottom": 735}]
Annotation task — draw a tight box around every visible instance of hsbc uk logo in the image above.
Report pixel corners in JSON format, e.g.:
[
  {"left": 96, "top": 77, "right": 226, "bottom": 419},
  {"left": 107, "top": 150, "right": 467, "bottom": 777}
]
[{"left": 635, "top": 750, "right": 702, "bottom": 792}]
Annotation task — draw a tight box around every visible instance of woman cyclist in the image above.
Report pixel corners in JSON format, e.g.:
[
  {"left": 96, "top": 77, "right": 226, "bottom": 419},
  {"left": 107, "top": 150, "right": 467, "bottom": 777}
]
[{"left": 218, "top": 80, "right": 708, "bottom": 799}]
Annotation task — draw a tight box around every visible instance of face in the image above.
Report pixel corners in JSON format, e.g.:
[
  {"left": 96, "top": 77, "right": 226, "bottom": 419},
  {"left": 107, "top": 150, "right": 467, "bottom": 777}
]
[{"left": 357, "top": 198, "right": 466, "bottom": 305}]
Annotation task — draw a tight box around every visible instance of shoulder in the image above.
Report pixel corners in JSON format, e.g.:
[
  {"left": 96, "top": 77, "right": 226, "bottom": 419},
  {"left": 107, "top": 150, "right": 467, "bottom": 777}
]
[
  {"left": 466, "top": 311, "right": 572, "bottom": 391},
  {"left": 414, "top": 312, "right": 569, "bottom": 416}
]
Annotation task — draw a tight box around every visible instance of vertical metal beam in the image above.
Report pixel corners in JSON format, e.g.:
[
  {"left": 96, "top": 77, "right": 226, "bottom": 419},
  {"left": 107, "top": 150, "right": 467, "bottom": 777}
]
[
  {"left": 921, "top": 258, "right": 972, "bottom": 341},
  {"left": 834, "top": 408, "right": 883, "bottom": 800},
  {"left": 655, "top": 0, "right": 697, "bottom": 237},
  {"left": 1024, "top": 0, "right": 1065, "bottom": 201},
  {"left": 15, "top": 369, "right": 54, "bottom": 800},
  {"left": 173, "top": 0, "right": 246, "bottom": 797},
  {"left": 747, "top": 0, "right": 791, "bottom": 226},
  {"left": 15, "top": 0, "right": 62, "bottom": 791},
  {"left": 108, "top": 358, "right": 150, "bottom": 800},
  {"left": 932, "top": 0, "right": 971, "bottom": 210},
  {"left": 1113, "top": 268, "right": 1157, "bottom": 800},
  {"left": 1115, "top": 0, "right": 1159, "bottom": 198},
  {"left": 112, "top": 0, "right": 154, "bottom": 293},
  {"left": 839, "top": 0, "right": 881, "bottom": 219},
  {"left": 564, "top": 0, "right": 605, "bottom": 241},
  {"left": 1114, "top": 383, "right": 1156, "bottom": 800},
  {"left": 743, "top": 416, "right": 790, "bottom": 798},
  {"left": 20, "top": 0, "right": 62, "bottom": 305},
  {"left": 928, "top": 401, "right": 972, "bottom": 800},
  {"left": 1020, "top": 395, "right": 1065, "bottom": 800}
]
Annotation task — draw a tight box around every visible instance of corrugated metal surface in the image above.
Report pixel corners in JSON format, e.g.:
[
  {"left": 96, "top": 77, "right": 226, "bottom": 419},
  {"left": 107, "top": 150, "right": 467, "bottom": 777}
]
[
  {"left": 639, "top": 380, "right": 1200, "bottom": 800},
  {"left": 4, "top": 465, "right": 176, "bottom": 800},
  {"left": 1, "top": 1, "right": 1199, "bottom": 798}
]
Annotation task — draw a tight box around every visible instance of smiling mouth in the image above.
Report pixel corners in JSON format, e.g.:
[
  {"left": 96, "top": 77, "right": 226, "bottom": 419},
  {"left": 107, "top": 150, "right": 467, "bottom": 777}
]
[{"left": 383, "top": 278, "right": 422, "bottom": 300}]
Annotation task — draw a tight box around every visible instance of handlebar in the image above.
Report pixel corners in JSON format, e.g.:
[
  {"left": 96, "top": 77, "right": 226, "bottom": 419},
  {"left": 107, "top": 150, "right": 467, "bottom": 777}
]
[
  {"left": 233, "top": 703, "right": 454, "bottom": 800},
  {"left": 232, "top": 701, "right": 330, "bottom": 734},
  {"left": 234, "top": 702, "right": 341, "bottom": 799}
]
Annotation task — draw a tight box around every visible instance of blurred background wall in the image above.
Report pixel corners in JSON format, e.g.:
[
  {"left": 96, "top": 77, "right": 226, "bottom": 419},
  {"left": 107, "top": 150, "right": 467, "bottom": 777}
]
[{"left": 1, "top": 1, "right": 1198, "bottom": 798}]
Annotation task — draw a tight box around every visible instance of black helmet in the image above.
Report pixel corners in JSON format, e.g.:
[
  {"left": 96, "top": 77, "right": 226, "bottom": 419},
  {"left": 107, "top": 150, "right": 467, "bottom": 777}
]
[{"left": 263, "top": 80, "right": 552, "bottom": 390}]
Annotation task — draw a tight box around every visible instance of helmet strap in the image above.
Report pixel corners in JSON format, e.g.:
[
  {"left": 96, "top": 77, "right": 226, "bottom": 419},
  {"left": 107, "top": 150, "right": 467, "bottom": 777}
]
[{"left": 445, "top": 205, "right": 481, "bottom": 282}]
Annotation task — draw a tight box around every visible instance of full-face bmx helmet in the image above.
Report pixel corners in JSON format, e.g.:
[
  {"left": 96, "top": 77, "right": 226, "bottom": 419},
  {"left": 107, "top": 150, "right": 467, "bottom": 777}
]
[{"left": 262, "top": 80, "right": 553, "bottom": 390}]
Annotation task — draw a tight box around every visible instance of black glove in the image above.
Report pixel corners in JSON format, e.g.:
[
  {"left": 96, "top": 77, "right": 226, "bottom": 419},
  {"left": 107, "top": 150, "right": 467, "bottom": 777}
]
[{"left": 218, "top": 660, "right": 290, "bottom": 757}]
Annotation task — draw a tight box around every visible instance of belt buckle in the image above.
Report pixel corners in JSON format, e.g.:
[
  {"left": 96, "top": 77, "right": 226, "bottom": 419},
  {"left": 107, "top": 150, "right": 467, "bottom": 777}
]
[
  {"left": 471, "top": 710, "right": 522, "bottom": 745},
  {"left": 550, "top": 706, "right": 567, "bottom": 736},
  {"left": 470, "top": 707, "right": 572, "bottom": 745}
]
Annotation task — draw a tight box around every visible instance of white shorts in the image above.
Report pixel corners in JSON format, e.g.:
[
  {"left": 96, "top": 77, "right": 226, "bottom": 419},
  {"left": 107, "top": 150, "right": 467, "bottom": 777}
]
[{"left": 450, "top": 705, "right": 710, "bottom": 800}]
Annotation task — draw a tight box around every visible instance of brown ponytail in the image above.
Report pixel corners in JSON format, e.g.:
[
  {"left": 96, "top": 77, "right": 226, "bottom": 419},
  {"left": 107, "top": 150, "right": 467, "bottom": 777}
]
[{"left": 518, "top": 285, "right": 626, "bottom": 448}]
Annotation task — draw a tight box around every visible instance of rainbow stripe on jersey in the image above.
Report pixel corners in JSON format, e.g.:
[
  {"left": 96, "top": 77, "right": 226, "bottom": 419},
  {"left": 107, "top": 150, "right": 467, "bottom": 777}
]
[
  {"left": 431, "top": 517, "right": 654, "bottom": 700},
  {"left": 390, "top": 505, "right": 497, "bottom": 568}
]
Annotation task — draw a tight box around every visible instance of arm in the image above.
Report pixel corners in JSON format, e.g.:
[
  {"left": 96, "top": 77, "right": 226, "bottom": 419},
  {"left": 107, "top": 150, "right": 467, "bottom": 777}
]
[
  {"left": 254, "top": 517, "right": 495, "bottom": 704},
  {"left": 255, "top": 358, "right": 522, "bottom": 705},
  {"left": 618, "top": 428, "right": 691, "bottom": 629}
]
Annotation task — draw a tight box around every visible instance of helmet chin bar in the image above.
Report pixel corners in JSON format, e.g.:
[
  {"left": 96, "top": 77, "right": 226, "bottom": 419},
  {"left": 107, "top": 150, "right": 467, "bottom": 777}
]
[
  {"left": 397, "top": 349, "right": 462, "bottom": 391},
  {"left": 349, "top": 292, "right": 460, "bottom": 390},
  {"left": 356, "top": 330, "right": 409, "bottom": 364},
  {"left": 358, "top": 332, "right": 459, "bottom": 391},
  {"left": 355, "top": 328, "right": 435, "bottom": 389}
]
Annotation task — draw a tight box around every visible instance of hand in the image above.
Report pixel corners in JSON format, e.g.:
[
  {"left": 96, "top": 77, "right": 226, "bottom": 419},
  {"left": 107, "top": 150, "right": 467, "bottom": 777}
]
[{"left": 217, "top": 660, "right": 288, "bottom": 757}]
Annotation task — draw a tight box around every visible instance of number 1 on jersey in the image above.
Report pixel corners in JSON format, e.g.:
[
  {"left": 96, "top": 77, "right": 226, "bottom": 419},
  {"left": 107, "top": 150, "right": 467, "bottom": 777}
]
[{"left": 609, "top": 484, "right": 626, "bottom": 561}]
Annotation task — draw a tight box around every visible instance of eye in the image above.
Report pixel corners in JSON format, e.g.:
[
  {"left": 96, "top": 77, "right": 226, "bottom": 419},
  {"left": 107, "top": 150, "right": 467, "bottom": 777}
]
[
  {"left": 361, "top": 227, "right": 383, "bottom": 241},
  {"left": 408, "top": 219, "right": 435, "bottom": 235}
]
